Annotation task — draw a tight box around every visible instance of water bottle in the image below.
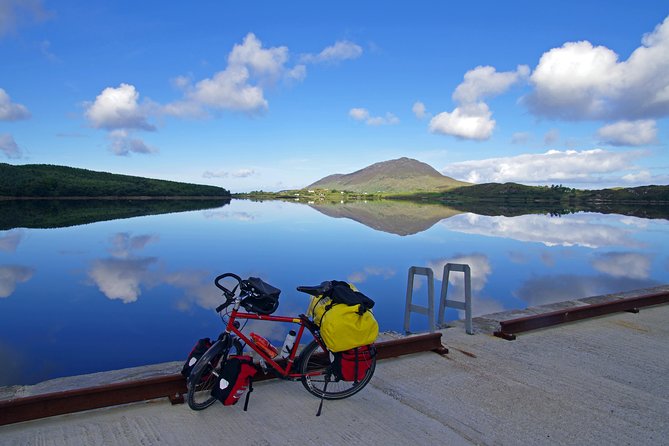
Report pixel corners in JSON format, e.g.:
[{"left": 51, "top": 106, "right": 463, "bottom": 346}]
[{"left": 278, "top": 330, "right": 297, "bottom": 358}]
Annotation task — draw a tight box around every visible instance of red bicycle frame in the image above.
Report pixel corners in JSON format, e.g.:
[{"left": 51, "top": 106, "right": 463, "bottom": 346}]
[{"left": 224, "top": 308, "right": 323, "bottom": 379}]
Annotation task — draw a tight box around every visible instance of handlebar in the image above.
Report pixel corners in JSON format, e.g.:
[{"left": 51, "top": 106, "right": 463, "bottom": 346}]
[{"left": 214, "top": 272, "right": 243, "bottom": 313}]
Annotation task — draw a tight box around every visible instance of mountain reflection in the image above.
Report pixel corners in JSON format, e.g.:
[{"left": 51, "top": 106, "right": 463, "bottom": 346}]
[
  {"left": 308, "top": 200, "right": 462, "bottom": 236},
  {"left": 441, "top": 213, "right": 644, "bottom": 248}
]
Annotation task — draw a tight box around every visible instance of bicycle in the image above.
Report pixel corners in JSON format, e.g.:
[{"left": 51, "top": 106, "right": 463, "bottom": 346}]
[{"left": 186, "top": 273, "right": 376, "bottom": 411}]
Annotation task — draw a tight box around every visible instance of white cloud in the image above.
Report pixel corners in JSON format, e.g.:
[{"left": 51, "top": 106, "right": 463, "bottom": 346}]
[
  {"left": 0, "top": 0, "right": 50, "bottom": 37},
  {"left": 453, "top": 65, "right": 529, "bottom": 103},
  {"left": 85, "top": 83, "right": 155, "bottom": 131},
  {"left": 203, "top": 168, "right": 256, "bottom": 179},
  {"left": 301, "top": 40, "right": 363, "bottom": 64},
  {"left": 544, "top": 128, "right": 560, "bottom": 146},
  {"left": 0, "top": 133, "right": 22, "bottom": 159},
  {"left": 186, "top": 65, "right": 268, "bottom": 113},
  {"left": 84, "top": 85, "right": 158, "bottom": 156},
  {"left": 0, "top": 265, "right": 34, "bottom": 298},
  {"left": 349, "top": 107, "right": 399, "bottom": 126},
  {"left": 511, "top": 132, "right": 531, "bottom": 144},
  {"left": 166, "top": 33, "right": 304, "bottom": 117},
  {"left": 592, "top": 252, "right": 651, "bottom": 279},
  {"left": 349, "top": 107, "right": 369, "bottom": 121},
  {"left": 525, "top": 15, "right": 669, "bottom": 120},
  {"left": 597, "top": 120, "right": 658, "bottom": 146},
  {"left": 412, "top": 101, "right": 427, "bottom": 119},
  {"left": 430, "top": 65, "right": 528, "bottom": 141},
  {"left": 228, "top": 33, "right": 289, "bottom": 80},
  {"left": 441, "top": 148, "right": 644, "bottom": 184},
  {"left": 108, "top": 130, "right": 157, "bottom": 156},
  {"left": 621, "top": 170, "right": 653, "bottom": 184},
  {"left": 286, "top": 64, "right": 307, "bottom": 81},
  {"left": 0, "top": 88, "right": 30, "bottom": 121},
  {"left": 429, "top": 102, "right": 494, "bottom": 140}
]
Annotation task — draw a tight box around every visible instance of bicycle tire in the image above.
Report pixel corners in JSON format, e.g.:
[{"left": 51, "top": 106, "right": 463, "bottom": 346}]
[
  {"left": 299, "top": 340, "right": 375, "bottom": 400},
  {"left": 186, "top": 335, "right": 242, "bottom": 410}
]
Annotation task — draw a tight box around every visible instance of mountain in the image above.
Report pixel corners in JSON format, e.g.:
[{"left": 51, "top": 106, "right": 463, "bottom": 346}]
[
  {"left": 307, "top": 157, "right": 468, "bottom": 193},
  {"left": 0, "top": 163, "right": 230, "bottom": 198}
]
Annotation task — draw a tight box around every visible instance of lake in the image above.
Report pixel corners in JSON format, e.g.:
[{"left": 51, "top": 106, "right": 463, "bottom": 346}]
[{"left": 1, "top": 198, "right": 668, "bottom": 386}]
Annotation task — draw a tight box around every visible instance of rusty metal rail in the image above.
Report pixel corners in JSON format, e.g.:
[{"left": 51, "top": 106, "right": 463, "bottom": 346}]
[
  {"left": 0, "top": 332, "right": 446, "bottom": 426},
  {"left": 494, "top": 292, "right": 669, "bottom": 340}
]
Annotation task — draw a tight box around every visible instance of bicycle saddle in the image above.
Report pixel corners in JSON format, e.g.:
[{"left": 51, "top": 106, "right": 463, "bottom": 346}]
[{"left": 296, "top": 281, "right": 332, "bottom": 296}]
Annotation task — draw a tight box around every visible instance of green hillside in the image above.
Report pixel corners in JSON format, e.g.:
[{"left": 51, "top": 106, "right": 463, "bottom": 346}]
[
  {"left": 0, "top": 163, "right": 230, "bottom": 198},
  {"left": 307, "top": 157, "right": 468, "bottom": 193},
  {"left": 441, "top": 183, "right": 669, "bottom": 203}
]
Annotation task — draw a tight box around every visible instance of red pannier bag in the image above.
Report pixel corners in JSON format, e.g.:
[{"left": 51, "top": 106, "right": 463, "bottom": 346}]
[
  {"left": 335, "top": 345, "right": 376, "bottom": 383},
  {"left": 181, "top": 338, "right": 212, "bottom": 378},
  {"left": 211, "top": 355, "right": 258, "bottom": 410}
]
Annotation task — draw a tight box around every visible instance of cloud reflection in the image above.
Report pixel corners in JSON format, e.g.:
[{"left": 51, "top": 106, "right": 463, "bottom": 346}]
[
  {"left": 87, "top": 232, "right": 159, "bottom": 303},
  {"left": 516, "top": 274, "right": 659, "bottom": 307},
  {"left": 441, "top": 213, "right": 642, "bottom": 249},
  {"left": 591, "top": 252, "right": 652, "bottom": 279},
  {"left": 0, "top": 230, "right": 25, "bottom": 253},
  {"left": 428, "top": 254, "right": 491, "bottom": 292},
  {"left": 426, "top": 254, "right": 504, "bottom": 317},
  {"left": 88, "top": 257, "right": 157, "bottom": 303},
  {"left": 203, "top": 211, "right": 255, "bottom": 221},
  {"left": 348, "top": 266, "right": 396, "bottom": 284},
  {"left": 0, "top": 265, "right": 35, "bottom": 298}
]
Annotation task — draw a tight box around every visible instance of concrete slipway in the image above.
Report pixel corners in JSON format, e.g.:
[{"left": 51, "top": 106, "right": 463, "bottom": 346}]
[{"left": 1, "top": 296, "right": 668, "bottom": 445}]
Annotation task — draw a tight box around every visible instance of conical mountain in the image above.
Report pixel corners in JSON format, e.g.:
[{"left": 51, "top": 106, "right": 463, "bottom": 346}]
[{"left": 307, "top": 157, "right": 468, "bottom": 193}]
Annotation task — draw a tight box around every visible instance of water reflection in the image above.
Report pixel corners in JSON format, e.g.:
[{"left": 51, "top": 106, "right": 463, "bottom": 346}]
[
  {"left": 87, "top": 233, "right": 159, "bottom": 303},
  {"left": 0, "top": 265, "right": 34, "bottom": 298},
  {"left": 347, "top": 266, "right": 396, "bottom": 284},
  {"left": 591, "top": 252, "right": 652, "bottom": 279},
  {"left": 308, "top": 200, "right": 462, "bottom": 236},
  {"left": 0, "top": 198, "right": 667, "bottom": 386},
  {"left": 427, "top": 254, "right": 503, "bottom": 318},
  {"left": 0, "top": 199, "right": 230, "bottom": 230},
  {"left": 441, "top": 213, "right": 643, "bottom": 248},
  {"left": 515, "top": 274, "right": 660, "bottom": 307},
  {"left": 0, "top": 230, "right": 25, "bottom": 252}
]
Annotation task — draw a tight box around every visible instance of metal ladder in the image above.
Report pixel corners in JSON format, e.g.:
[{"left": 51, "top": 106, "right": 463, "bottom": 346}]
[{"left": 404, "top": 264, "right": 473, "bottom": 334}]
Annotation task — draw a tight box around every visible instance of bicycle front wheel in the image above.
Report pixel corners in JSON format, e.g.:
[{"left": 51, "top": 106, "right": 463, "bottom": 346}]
[
  {"left": 299, "top": 340, "right": 375, "bottom": 400},
  {"left": 186, "top": 335, "right": 242, "bottom": 410}
]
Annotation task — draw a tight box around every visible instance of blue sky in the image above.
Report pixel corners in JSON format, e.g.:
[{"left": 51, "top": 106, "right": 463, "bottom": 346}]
[{"left": 1, "top": 1, "right": 668, "bottom": 192}]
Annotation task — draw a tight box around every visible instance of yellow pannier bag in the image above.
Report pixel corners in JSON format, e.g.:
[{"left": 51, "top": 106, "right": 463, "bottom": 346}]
[{"left": 308, "top": 295, "right": 379, "bottom": 352}]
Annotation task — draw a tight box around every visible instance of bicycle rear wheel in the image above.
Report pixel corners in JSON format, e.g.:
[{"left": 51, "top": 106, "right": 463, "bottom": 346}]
[
  {"left": 186, "top": 335, "right": 242, "bottom": 410},
  {"left": 299, "top": 340, "right": 375, "bottom": 400}
]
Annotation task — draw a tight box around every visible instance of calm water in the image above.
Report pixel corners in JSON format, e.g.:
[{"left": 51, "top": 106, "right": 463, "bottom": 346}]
[{"left": 1, "top": 199, "right": 668, "bottom": 386}]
